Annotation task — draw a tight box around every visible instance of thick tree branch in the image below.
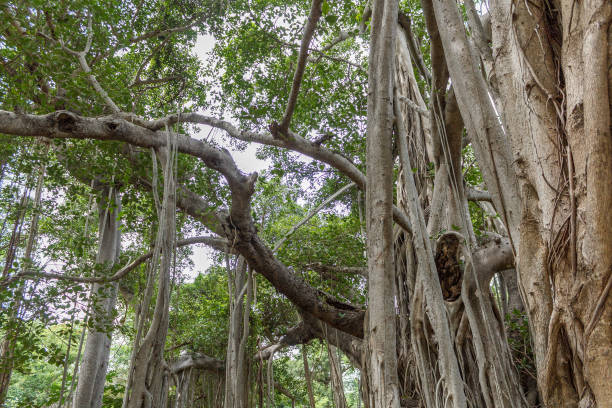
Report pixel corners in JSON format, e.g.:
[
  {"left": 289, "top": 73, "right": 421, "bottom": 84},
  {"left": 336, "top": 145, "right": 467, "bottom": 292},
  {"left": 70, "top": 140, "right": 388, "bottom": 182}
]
[
  {"left": 133, "top": 112, "right": 412, "bottom": 233},
  {"left": 171, "top": 353, "right": 225, "bottom": 374},
  {"left": 472, "top": 234, "right": 514, "bottom": 284},
  {"left": 256, "top": 311, "right": 363, "bottom": 367},
  {"left": 0, "top": 110, "right": 253, "bottom": 228},
  {"left": 465, "top": 186, "right": 492, "bottom": 202},
  {"left": 0, "top": 110, "right": 364, "bottom": 337},
  {"left": 256, "top": 322, "right": 315, "bottom": 360}
]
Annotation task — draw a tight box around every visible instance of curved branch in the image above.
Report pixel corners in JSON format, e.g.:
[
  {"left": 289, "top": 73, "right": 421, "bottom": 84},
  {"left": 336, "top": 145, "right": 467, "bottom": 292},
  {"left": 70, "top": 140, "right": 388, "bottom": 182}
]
[
  {"left": 133, "top": 112, "right": 412, "bottom": 233},
  {"left": 472, "top": 234, "right": 514, "bottom": 283},
  {"left": 0, "top": 110, "right": 370, "bottom": 337},
  {"left": 465, "top": 186, "right": 492, "bottom": 202},
  {"left": 171, "top": 353, "right": 225, "bottom": 374}
]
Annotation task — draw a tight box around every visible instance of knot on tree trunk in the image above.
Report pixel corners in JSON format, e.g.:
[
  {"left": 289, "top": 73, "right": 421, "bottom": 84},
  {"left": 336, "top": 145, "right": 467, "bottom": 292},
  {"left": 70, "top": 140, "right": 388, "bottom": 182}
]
[
  {"left": 435, "top": 232, "right": 464, "bottom": 301},
  {"left": 55, "top": 110, "right": 78, "bottom": 133}
]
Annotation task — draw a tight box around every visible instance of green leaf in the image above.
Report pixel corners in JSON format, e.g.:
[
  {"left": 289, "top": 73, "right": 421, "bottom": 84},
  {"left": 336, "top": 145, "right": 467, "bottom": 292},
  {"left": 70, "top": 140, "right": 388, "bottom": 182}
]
[
  {"left": 324, "top": 15, "right": 338, "bottom": 24},
  {"left": 322, "top": 1, "right": 330, "bottom": 15}
]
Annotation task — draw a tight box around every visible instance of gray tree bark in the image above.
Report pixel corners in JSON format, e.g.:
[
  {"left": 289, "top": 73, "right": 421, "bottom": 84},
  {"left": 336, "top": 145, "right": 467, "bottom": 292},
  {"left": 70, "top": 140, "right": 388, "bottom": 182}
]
[
  {"left": 224, "top": 257, "right": 253, "bottom": 408},
  {"left": 364, "top": 0, "right": 401, "bottom": 406},
  {"left": 490, "top": 0, "right": 612, "bottom": 405},
  {"left": 302, "top": 345, "right": 316, "bottom": 408}
]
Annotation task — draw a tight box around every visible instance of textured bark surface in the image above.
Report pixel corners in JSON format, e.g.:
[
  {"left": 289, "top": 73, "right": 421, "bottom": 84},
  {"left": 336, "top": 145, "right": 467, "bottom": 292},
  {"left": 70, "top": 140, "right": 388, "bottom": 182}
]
[
  {"left": 490, "top": 0, "right": 612, "bottom": 406},
  {"left": 430, "top": 0, "right": 522, "bottom": 248},
  {"left": 364, "top": 0, "right": 401, "bottom": 406},
  {"left": 224, "top": 258, "right": 252, "bottom": 408},
  {"left": 302, "top": 345, "right": 316, "bottom": 408},
  {"left": 328, "top": 343, "right": 348, "bottom": 408}
]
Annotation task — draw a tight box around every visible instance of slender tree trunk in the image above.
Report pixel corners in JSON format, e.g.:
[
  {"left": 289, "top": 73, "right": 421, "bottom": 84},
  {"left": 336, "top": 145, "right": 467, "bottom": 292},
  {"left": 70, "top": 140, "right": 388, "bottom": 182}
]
[
  {"left": 124, "top": 142, "right": 176, "bottom": 408},
  {"left": 174, "top": 367, "right": 192, "bottom": 408},
  {"left": 1, "top": 179, "right": 30, "bottom": 278},
  {"left": 503, "top": 269, "right": 524, "bottom": 315},
  {"left": 327, "top": 343, "right": 347, "bottom": 408},
  {"left": 364, "top": 0, "right": 401, "bottom": 406},
  {"left": 237, "top": 265, "right": 253, "bottom": 406},
  {"left": 73, "top": 186, "right": 121, "bottom": 408},
  {"left": 224, "top": 256, "right": 252, "bottom": 408},
  {"left": 302, "top": 345, "right": 316, "bottom": 408}
]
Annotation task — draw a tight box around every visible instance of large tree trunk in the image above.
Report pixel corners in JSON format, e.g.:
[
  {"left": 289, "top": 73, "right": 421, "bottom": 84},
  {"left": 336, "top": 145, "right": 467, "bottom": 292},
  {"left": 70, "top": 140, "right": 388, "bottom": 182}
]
[
  {"left": 364, "top": 0, "right": 401, "bottom": 406},
  {"left": 74, "top": 186, "right": 121, "bottom": 408},
  {"left": 395, "top": 7, "right": 527, "bottom": 406},
  {"left": 426, "top": 0, "right": 522, "bottom": 246},
  {"left": 489, "top": 0, "right": 612, "bottom": 406}
]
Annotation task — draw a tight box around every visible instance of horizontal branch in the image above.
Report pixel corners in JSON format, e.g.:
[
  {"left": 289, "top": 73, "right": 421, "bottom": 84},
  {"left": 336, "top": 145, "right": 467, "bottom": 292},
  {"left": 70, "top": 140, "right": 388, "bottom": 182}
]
[
  {"left": 472, "top": 234, "right": 514, "bottom": 283},
  {"left": 256, "top": 311, "right": 363, "bottom": 367},
  {"left": 0, "top": 109, "right": 256, "bottom": 230},
  {"left": 465, "top": 185, "right": 493, "bottom": 202},
  {"left": 171, "top": 353, "right": 225, "bottom": 374},
  {"left": 0, "top": 236, "right": 231, "bottom": 287},
  {"left": 307, "top": 262, "right": 367, "bottom": 278},
  {"left": 170, "top": 353, "right": 299, "bottom": 402}
]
